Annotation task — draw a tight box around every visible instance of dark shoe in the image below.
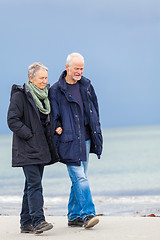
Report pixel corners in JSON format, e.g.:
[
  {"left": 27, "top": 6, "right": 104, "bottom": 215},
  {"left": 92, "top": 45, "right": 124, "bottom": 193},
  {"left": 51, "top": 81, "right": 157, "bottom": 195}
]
[
  {"left": 68, "top": 217, "right": 84, "bottom": 227},
  {"left": 33, "top": 221, "right": 53, "bottom": 234},
  {"left": 83, "top": 215, "right": 99, "bottom": 229},
  {"left": 21, "top": 224, "right": 34, "bottom": 233}
]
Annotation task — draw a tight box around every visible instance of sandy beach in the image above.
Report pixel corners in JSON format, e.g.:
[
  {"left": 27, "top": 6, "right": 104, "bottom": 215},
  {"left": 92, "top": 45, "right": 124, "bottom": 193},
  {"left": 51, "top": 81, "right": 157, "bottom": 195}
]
[{"left": 0, "top": 216, "right": 160, "bottom": 240}]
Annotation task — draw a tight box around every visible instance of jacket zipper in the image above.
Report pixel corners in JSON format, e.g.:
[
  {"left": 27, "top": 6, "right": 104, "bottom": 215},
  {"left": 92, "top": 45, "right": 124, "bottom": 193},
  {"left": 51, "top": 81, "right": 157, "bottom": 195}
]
[{"left": 75, "top": 103, "right": 82, "bottom": 154}]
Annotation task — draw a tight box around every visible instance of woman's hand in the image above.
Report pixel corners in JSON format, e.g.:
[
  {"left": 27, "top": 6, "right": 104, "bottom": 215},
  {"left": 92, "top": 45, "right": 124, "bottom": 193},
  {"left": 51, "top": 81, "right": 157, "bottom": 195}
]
[{"left": 55, "top": 127, "right": 63, "bottom": 135}]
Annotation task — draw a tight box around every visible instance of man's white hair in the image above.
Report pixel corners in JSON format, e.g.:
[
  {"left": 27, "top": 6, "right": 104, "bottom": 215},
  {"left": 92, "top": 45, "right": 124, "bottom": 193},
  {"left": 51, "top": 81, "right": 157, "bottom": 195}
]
[
  {"left": 28, "top": 62, "right": 48, "bottom": 79},
  {"left": 66, "top": 53, "right": 84, "bottom": 67}
]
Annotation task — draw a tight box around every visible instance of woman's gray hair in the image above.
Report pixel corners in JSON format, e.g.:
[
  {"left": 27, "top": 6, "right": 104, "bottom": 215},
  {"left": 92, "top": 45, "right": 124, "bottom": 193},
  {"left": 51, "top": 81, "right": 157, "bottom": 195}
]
[
  {"left": 66, "top": 53, "right": 84, "bottom": 67},
  {"left": 28, "top": 62, "right": 48, "bottom": 79}
]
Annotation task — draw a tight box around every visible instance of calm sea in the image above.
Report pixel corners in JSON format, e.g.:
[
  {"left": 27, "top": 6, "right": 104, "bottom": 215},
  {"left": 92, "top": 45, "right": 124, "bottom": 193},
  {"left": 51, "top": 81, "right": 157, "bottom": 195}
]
[{"left": 0, "top": 125, "right": 160, "bottom": 216}]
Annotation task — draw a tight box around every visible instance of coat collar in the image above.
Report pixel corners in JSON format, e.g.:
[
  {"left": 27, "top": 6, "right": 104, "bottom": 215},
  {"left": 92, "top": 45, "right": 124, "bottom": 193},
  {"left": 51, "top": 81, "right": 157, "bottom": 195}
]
[{"left": 58, "top": 70, "right": 91, "bottom": 93}]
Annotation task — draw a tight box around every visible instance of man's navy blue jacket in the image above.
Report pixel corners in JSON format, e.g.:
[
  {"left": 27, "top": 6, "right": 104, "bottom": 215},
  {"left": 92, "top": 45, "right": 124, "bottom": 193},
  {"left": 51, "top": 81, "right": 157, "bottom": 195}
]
[{"left": 49, "top": 71, "right": 103, "bottom": 166}]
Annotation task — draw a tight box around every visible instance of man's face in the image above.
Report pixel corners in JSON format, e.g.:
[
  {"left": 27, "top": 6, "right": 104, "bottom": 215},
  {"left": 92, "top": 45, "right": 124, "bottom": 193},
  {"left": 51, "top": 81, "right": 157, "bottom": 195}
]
[
  {"left": 66, "top": 57, "right": 84, "bottom": 81},
  {"left": 29, "top": 70, "right": 48, "bottom": 89}
]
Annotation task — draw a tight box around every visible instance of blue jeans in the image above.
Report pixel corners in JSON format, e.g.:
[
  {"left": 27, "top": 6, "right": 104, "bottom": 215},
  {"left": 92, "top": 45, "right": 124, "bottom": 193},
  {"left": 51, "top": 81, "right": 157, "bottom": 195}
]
[
  {"left": 20, "top": 165, "right": 45, "bottom": 228},
  {"left": 67, "top": 140, "right": 96, "bottom": 220}
]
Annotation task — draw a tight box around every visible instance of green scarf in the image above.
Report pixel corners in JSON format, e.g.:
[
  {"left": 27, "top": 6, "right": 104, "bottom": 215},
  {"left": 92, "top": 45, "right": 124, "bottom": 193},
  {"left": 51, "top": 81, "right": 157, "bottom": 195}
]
[{"left": 26, "top": 81, "right": 51, "bottom": 115}]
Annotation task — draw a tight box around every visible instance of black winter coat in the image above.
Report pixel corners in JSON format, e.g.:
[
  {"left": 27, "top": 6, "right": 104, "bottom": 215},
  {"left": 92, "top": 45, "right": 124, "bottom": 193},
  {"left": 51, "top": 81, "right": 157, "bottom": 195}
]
[
  {"left": 7, "top": 84, "right": 59, "bottom": 167},
  {"left": 49, "top": 71, "right": 103, "bottom": 166}
]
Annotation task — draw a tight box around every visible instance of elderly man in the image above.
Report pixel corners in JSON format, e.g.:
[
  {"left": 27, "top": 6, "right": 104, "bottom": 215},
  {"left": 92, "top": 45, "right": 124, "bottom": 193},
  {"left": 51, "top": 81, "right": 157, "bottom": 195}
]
[
  {"left": 49, "top": 53, "right": 103, "bottom": 228},
  {"left": 7, "top": 63, "right": 59, "bottom": 234}
]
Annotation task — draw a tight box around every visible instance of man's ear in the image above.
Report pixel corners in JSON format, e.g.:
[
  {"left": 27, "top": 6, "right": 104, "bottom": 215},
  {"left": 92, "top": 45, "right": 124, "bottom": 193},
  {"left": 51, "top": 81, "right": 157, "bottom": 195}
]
[{"left": 65, "top": 64, "right": 69, "bottom": 71}]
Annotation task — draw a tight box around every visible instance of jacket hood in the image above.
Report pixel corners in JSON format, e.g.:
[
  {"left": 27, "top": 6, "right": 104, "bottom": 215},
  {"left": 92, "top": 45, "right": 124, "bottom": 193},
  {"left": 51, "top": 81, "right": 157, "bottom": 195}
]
[{"left": 10, "top": 84, "right": 23, "bottom": 99}]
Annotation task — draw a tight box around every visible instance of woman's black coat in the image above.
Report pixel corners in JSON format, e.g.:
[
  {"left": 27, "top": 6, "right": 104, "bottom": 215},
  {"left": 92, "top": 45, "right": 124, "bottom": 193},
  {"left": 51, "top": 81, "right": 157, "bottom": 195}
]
[{"left": 7, "top": 84, "right": 59, "bottom": 167}]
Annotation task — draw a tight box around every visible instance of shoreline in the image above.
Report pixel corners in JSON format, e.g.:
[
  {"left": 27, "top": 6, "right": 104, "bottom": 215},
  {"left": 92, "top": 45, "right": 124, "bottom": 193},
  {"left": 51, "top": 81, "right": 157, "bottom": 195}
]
[
  {"left": 1, "top": 201, "right": 160, "bottom": 217},
  {"left": 0, "top": 216, "right": 160, "bottom": 240}
]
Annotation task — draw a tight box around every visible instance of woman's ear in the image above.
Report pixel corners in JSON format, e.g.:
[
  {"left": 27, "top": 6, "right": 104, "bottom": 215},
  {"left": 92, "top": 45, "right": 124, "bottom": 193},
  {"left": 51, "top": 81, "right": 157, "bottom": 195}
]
[{"left": 29, "top": 76, "right": 33, "bottom": 83}]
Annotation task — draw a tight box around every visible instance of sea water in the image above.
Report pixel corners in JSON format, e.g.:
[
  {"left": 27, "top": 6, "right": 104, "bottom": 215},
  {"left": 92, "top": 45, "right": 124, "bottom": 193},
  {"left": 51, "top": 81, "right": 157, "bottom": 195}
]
[{"left": 0, "top": 125, "right": 160, "bottom": 216}]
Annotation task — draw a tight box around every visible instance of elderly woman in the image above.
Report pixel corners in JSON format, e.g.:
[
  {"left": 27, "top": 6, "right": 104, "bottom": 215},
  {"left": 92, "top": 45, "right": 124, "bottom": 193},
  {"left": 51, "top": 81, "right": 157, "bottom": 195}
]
[{"left": 7, "top": 63, "right": 59, "bottom": 234}]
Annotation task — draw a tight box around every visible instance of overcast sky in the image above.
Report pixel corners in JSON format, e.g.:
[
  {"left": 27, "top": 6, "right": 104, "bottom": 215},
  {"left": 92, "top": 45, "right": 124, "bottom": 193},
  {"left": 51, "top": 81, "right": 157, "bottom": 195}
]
[{"left": 1, "top": 0, "right": 160, "bottom": 134}]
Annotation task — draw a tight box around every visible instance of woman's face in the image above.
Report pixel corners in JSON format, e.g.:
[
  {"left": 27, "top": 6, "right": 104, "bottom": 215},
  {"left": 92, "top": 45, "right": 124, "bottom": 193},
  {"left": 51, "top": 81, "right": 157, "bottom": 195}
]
[{"left": 29, "top": 70, "right": 48, "bottom": 89}]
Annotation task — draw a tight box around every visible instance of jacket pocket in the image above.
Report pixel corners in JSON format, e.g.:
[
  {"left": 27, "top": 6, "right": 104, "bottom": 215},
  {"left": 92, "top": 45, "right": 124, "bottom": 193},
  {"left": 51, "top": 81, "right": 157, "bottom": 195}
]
[
  {"left": 59, "top": 130, "right": 73, "bottom": 142},
  {"left": 58, "top": 130, "right": 74, "bottom": 160},
  {"left": 25, "top": 135, "right": 40, "bottom": 156}
]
